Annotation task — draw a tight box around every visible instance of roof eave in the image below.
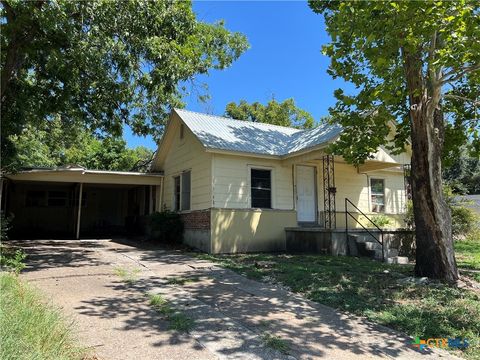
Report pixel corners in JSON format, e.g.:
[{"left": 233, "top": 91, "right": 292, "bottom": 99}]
[{"left": 204, "top": 148, "right": 281, "bottom": 160}]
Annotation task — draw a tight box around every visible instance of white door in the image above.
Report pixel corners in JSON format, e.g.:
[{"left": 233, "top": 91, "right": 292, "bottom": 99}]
[{"left": 296, "top": 165, "right": 316, "bottom": 222}]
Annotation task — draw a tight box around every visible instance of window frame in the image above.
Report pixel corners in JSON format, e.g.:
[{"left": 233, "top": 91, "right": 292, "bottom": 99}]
[
  {"left": 173, "top": 170, "right": 191, "bottom": 212},
  {"left": 370, "top": 178, "right": 386, "bottom": 213},
  {"left": 173, "top": 175, "right": 181, "bottom": 211},
  {"left": 248, "top": 166, "right": 274, "bottom": 209},
  {"left": 181, "top": 170, "right": 191, "bottom": 211}
]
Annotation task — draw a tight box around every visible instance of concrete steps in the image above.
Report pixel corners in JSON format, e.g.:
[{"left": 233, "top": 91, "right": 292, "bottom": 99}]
[{"left": 348, "top": 233, "right": 409, "bottom": 264}]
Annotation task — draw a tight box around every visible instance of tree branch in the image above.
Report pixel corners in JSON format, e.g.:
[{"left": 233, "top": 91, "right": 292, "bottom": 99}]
[
  {"left": 440, "top": 63, "right": 480, "bottom": 84},
  {"left": 443, "top": 94, "right": 480, "bottom": 106}
]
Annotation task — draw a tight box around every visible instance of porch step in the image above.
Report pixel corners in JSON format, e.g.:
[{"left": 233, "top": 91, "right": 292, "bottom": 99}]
[
  {"left": 386, "top": 256, "right": 410, "bottom": 265},
  {"left": 350, "top": 233, "right": 401, "bottom": 262}
]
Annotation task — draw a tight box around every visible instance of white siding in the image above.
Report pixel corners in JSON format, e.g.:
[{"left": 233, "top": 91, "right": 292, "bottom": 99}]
[
  {"left": 323, "top": 162, "right": 406, "bottom": 214},
  {"left": 212, "top": 154, "right": 293, "bottom": 210},
  {"left": 161, "top": 120, "right": 212, "bottom": 211}
]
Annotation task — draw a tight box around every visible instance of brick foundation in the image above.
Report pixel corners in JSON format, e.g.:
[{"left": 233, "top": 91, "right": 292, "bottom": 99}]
[{"left": 180, "top": 209, "right": 211, "bottom": 230}]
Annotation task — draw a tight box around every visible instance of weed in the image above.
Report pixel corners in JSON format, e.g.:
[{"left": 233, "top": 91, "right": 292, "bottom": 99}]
[
  {"left": 0, "top": 247, "right": 26, "bottom": 274},
  {"left": 168, "top": 312, "right": 195, "bottom": 332},
  {"left": 113, "top": 267, "right": 141, "bottom": 284},
  {"left": 262, "top": 333, "right": 290, "bottom": 354},
  {"left": 147, "top": 293, "right": 195, "bottom": 332},
  {"left": 166, "top": 276, "right": 200, "bottom": 286}
]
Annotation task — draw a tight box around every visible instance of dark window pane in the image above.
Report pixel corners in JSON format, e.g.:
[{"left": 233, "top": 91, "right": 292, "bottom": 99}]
[
  {"left": 181, "top": 171, "right": 191, "bottom": 211},
  {"left": 25, "top": 191, "right": 46, "bottom": 207},
  {"left": 370, "top": 179, "right": 384, "bottom": 194},
  {"left": 251, "top": 169, "right": 271, "bottom": 208},
  {"left": 174, "top": 176, "right": 181, "bottom": 211},
  {"left": 48, "top": 198, "right": 67, "bottom": 207}
]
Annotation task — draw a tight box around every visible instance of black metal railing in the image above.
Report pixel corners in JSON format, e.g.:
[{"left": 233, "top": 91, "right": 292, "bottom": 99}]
[{"left": 344, "top": 198, "right": 384, "bottom": 261}]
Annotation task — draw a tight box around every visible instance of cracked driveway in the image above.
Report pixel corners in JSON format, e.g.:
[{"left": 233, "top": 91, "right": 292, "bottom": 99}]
[{"left": 17, "top": 239, "right": 456, "bottom": 360}]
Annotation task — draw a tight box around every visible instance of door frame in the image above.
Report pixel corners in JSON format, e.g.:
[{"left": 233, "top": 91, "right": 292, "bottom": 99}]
[{"left": 294, "top": 164, "right": 318, "bottom": 225}]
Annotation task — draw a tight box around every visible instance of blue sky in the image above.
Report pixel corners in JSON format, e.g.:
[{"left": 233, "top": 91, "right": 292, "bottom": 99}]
[{"left": 125, "top": 1, "right": 352, "bottom": 149}]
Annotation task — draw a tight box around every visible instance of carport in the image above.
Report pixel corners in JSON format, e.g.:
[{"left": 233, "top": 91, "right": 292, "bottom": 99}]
[{"left": 1, "top": 166, "right": 163, "bottom": 239}]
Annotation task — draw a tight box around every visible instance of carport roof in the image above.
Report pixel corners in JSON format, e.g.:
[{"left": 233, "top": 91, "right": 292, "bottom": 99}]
[{"left": 4, "top": 166, "right": 163, "bottom": 186}]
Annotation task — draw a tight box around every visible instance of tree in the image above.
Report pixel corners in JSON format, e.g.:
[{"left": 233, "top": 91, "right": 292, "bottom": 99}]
[
  {"left": 225, "top": 98, "right": 315, "bottom": 128},
  {"left": 9, "top": 118, "right": 154, "bottom": 172},
  {"left": 1, "top": 0, "right": 248, "bottom": 167},
  {"left": 443, "top": 148, "right": 480, "bottom": 195},
  {"left": 309, "top": 1, "right": 480, "bottom": 282}
]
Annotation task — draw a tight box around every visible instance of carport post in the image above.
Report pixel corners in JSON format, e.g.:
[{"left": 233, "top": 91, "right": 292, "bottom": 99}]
[{"left": 76, "top": 183, "right": 83, "bottom": 239}]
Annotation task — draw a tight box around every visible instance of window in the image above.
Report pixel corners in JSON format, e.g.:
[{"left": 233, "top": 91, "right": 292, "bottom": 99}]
[
  {"left": 174, "top": 176, "right": 181, "bottom": 211},
  {"left": 181, "top": 171, "right": 191, "bottom": 211},
  {"left": 25, "top": 191, "right": 46, "bottom": 207},
  {"left": 180, "top": 124, "right": 184, "bottom": 139},
  {"left": 47, "top": 191, "right": 68, "bottom": 207},
  {"left": 370, "top": 178, "right": 385, "bottom": 213},
  {"left": 251, "top": 169, "right": 272, "bottom": 208},
  {"left": 69, "top": 192, "right": 87, "bottom": 207},
  {"left": 173, "top": 171, "right": 191, "bottom": 211}
]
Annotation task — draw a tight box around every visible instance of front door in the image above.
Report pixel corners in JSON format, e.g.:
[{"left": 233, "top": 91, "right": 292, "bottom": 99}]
[{"left": 296, "top": 165, "right": 316, "bottom": 223}]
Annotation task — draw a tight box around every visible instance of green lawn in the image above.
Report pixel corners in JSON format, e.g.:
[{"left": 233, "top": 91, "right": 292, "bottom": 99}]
[
  {"left": 455, "top": 232, "right": 480, "bottom": 280},
  {"left": 196, "top": 252, "right": 480, "bottom": 359},
  {"left": 0, "top": 273, "right": 85, "bottom": 360}
]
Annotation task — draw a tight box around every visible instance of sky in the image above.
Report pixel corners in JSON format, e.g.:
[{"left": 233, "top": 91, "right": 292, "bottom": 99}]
[{"left": 125, "top": 1, "right": 353, "bottom": 150}]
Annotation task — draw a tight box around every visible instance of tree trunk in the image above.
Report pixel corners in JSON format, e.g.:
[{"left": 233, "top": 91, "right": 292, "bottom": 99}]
[
  {"left": 411, "top": 109, "right": 458, "bottom": 283},
  {"left": 404, "top": 49, "right": 458, "bottom": 283}
]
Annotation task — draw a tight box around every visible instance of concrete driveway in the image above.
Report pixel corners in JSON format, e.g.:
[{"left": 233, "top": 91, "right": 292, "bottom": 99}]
[{"left": 17, "top": 239, "right": 456, "bottom": 360}]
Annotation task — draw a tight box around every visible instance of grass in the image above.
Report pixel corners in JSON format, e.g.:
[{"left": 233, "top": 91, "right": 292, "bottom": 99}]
[
  {"left": 0, "top": 273, "right": 84, "bottom": 360},
  {"left": 196, "top": 252, "right": 480, "bottom": 359},
  {"left": 456, "top": 231, "right": 480, "bottom": 265},
  {"left": 166, "top": 276, "right": 201, "bottom": 286},
  {"left": 113, "top": 267, "right": 141, "bottom": 284},
  {"left": 261, "top": 333, "right": 290, "bottom": 354},
  {"left": 0, "top": 244, "right": 27, "bottom": 274},
  {"left": 148, "top": 293, "right": 195, "bottom": 332}
]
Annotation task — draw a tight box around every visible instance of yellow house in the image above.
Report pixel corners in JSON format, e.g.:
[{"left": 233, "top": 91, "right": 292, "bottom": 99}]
[
  {"left": 151, "top": 109, "right": 411, "bottom": 255},
  {"left": 2, "top": 108, "right": 411, "bottom": 258}
]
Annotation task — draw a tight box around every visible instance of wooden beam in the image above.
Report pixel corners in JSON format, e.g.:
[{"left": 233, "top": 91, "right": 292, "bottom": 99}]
[{"left": 76, "top": 183, "right": 83, "bottom": 239}]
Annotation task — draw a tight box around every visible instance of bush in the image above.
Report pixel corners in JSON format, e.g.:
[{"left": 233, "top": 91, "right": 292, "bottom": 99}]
[
  {"left": 1, "top": 212, "right": 11, "bottom": 241},
  {"left": 404, "top": 187, "right": 479, "bottom": 239},
  {"left": 147, "top": 210, "right": 184, "bottom": 244},
  {"left": 451, "top": 205, "right": 479, "bottom": 239},
  {"left": 371, "top": 214, "right": 392, "bottom": 228},
  {"left": 0, "top": 247, "right": 26, "bottom": 274}
]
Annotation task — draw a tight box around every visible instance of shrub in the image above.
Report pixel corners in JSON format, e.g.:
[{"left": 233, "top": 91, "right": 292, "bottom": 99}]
[
  {"left": 1, "top": 212, "right": 11, "bottom": 241},
  {"left": 404, "top": 187, "right": 479, "bottom": 239},
  {"left": 147, "top": 210, "right": 184, "bottom": 244},
  {"left": 451, "top": 205, "right": 479, "bottom": 239},
  {"left": 0, "top": 247, "right": 26, "bottom": 274},
  {"left": 371, "top": 214, "right": 392, "bottom": 228},
  {"left": 404, "top": 200, "right": 415, "bottom": 229}
]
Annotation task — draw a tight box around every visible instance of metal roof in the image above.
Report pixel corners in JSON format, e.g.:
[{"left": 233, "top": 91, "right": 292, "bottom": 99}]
[{"left": 175, "top": 109, "right": 342, "bottom": 156}]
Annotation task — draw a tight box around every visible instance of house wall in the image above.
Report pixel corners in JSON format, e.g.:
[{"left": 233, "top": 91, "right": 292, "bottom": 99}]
[
  {"left": 161, "top": 120, "right": 212, "bottom": 211},
  {"left": 315, "top": 162, "right": 407, "bottom": 228},
  {"left": 212, "top": 153, "right": 294, "bottom": 210},
  {"left": 210, "top": 208, "right": 297, "bottom": 253}
]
